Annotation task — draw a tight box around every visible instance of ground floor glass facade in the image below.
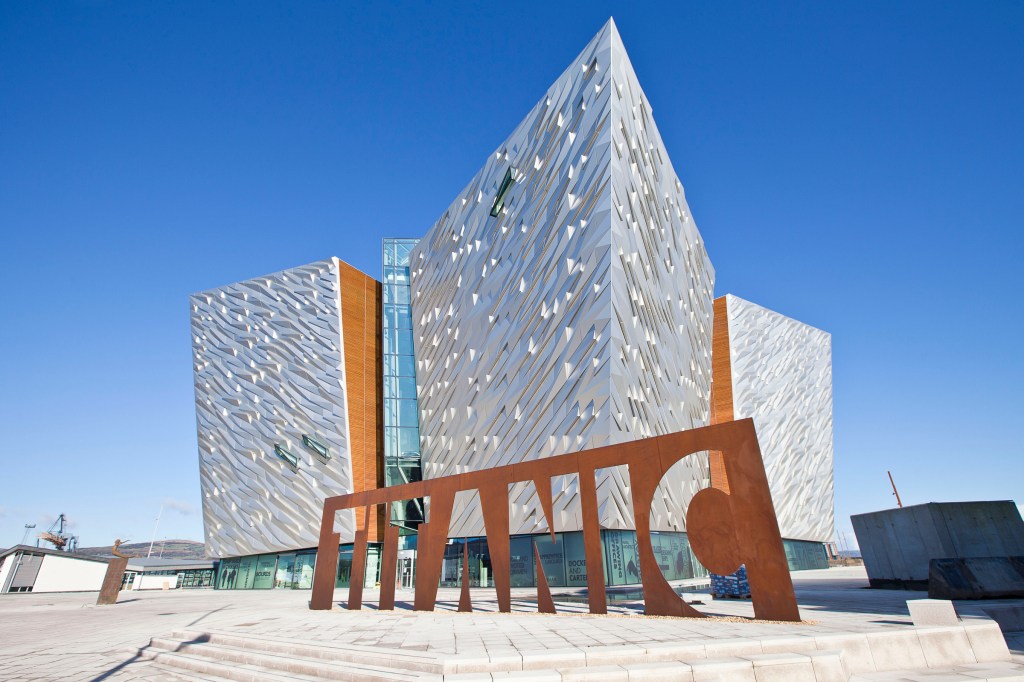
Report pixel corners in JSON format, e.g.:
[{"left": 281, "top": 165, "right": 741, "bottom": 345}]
[{"left": 214, "top": 534, "right": 828, "bottom": 590}]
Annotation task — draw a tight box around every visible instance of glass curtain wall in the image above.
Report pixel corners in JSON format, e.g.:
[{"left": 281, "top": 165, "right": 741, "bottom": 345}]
[
  {"left": 437, "top": 530, "right": 709, "bottom": 589},
  {"left": 382, "top": 238, "right": 424, "bottom": 531}
]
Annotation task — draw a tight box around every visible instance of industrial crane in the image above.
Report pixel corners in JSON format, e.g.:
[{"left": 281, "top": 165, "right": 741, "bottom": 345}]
[{"left": 38, "top": 513, "right": 78, "bottom": 551}]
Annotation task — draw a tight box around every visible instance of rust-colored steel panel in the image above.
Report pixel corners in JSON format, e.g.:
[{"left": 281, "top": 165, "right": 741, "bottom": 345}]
[
  {"left": 378, "top": 522, "right": 400, "bottom": 611},
  {"left": 96, "top": 557, "right": 129, "bottom": 606},
  {"left": 338, "top": 263, "right": 385, "bottom": 544},
  {"left": 346, "top": 505, "right": 371, "bottom": 610},
  {"left": 534, "top": 543, "right": 556, "bottom": 614},
  {"left": 458, "top": 543, "right": 472, "bottom": 613},
  {"left": 709, "top": 295, "right": 733, "bottom": 493},
  {"left": 577, "top": 457, "right": 608, "bottom": 615},
  {"left": 479, "top": 472, "right": 513, "bottom": 612},
  {"left": 413, "top": 475, "right": 461, "bottom": 611},
  {"left": 310, "top": 505, "right": 341, "bottom": 610},
  {"left": 309, "top": 419, "right": 800, "bottom": 621}
]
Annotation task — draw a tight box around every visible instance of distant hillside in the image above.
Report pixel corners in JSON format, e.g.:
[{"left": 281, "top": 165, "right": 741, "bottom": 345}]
[{"left": 77, "top": 539, "right": 207, "bottom": 560}]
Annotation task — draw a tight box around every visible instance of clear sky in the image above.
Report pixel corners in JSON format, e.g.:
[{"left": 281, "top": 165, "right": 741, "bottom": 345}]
[{"left": 1, "top": 2, "right": 1021, "bottom": 551}]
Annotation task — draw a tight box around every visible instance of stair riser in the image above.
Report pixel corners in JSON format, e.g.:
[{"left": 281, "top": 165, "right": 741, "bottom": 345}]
[
  {"left": 141, "top": 647, "right": 422, "bottom": 682},
  {"left": 139, "top": 650, "right": 279, "bottom": 682},
  {"left": 168, "top": 631, "right": 445, "bottom": 674}
]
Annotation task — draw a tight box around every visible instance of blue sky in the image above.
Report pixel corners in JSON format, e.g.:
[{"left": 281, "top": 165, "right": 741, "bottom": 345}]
[{"left": 1, "top": 2, "right": 1021, "bottom": 551}]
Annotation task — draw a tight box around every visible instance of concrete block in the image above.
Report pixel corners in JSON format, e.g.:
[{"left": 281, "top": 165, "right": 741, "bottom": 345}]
[
  {"left": 582, "top": 645, "right": 646, "bottom": 666},
  {"left": 690, "top": 657, "right": 756, "bottom": 682},
  {"left": 815, "top": 633, "right": 876, "bottom": 674},
  {"left": 930, "top": 557, "right": 1024, "bottom": 600},
  {"left": 909, "top": 599, "right": 961, "bottom": 626},
  {"left": 806, "top": 650, "right": 848, "bottom": 682},
  {"left": 558, "top": 664, "right": 628, "bottom": 681},
  {"left": 490, "top": 671, "right": 561, "bottom": 681},
  {"left": 866, "top": 630, "right": 928, "bottom": 671},
  {"left": 451, "top": 654, "right": 496, "bottom": 674},
  {"left": 643, "top": 641, "right": 707, "bottom": 662},
  {"left": 486, "top": 651, "right": 524, "bottom": 672},
  {"left": 963, "top": 622, "right": 1013, "bottom": 663},
  {"left": 916, "top": 626, "right": 977, "bottom": 667},
  {"left": 519, "top": 648, "right": 586, "bottom": 671},
  {"left": 623, "top": 661, "right": 694, "bottom": 681},
  {"left": 744, "top": 653, "right": 816, "bottom": 682},
  {"left": 758, "top": 636, "right": 819, "bottom": 654},
  {"left": 705, "top": 637, "right": 762, "bottom": 658}
]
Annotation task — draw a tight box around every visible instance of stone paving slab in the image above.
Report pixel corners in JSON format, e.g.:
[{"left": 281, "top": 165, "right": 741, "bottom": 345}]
[{"left": 0, "top": 567, "right": 1021, "bottom": 681}]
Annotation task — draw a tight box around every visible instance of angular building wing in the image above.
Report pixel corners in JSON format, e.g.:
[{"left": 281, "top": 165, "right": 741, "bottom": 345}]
[
  {"left": 191, "top": 258, "right": 382, "bottom": 558},
  {"left": 711, "top": 294, "right": 835, "bottom": 544},
  {"left": 409, "top": 19, "right": 715, "bottom": 537}
]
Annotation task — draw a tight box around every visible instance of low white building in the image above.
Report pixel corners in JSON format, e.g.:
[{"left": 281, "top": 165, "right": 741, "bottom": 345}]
[
  {"left": 0, "top": 545, "right": 110, "bottom": 594},
  {"left": 0, "top": 546, "right": 215, "bottom": 594}
]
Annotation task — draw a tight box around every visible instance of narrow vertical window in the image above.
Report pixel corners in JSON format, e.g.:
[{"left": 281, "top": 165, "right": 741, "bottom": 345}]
[{"left": 490, "top": 167, "right": 516, "bottom": 217}]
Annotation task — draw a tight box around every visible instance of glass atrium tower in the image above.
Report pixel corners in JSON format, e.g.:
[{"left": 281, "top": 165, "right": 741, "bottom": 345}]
[{"left": 382, "top": 239, "right": 423, "bottom": 531}]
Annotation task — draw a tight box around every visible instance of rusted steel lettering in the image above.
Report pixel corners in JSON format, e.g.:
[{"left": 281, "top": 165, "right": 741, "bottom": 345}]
[{"left": 309, "top": 419, "right": 800, "bottom": 621}]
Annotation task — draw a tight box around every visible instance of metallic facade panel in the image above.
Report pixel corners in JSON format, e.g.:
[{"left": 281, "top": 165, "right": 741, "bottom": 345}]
[
  {"left": 409, "top": 19, "right": 715, "bottom": 537},
  {"left": 724, "top": 294, "right": 835, "bottom": 543},
  {"left": 191, "top": 258, "right": 357, "bottom": 558}
]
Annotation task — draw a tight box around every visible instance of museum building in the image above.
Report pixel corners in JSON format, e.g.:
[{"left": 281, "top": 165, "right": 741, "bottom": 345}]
[{"left": 191, "top": 19, "right": 835, "bottom": 592}]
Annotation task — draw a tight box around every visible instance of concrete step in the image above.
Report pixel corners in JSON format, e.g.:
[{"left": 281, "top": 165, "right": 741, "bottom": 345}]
[
  {"left": 148, "top": 662, "right": 253, "bottom": 682},
  {"left": 138, "top": 641, "right": 439, "bottom": 681},
  {"left": 137, "top": 620, "right": 1011, "bottom": 681},
  {"left": 170, "top": 630, "right": 448, "bottom": 674},
  {"left": 140, "top": 650, "right": 326, "bottom": 682},
  {"left": 849, "top": 660, "right": 1024, "bottom": 682},
  {"left": 444, "top": 650, "right": 847, "bottom": 681}
]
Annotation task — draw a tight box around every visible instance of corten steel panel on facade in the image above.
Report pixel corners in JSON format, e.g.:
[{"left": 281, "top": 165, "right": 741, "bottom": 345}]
[
  {"left": 338, "top": 262, "right": 385, "bottom": 543},
  {"left": 310, "top": 419, "right": 800, "bottom": 622},
  {"left": 709, "top": 296, "right": 734, "bottom": 494}
]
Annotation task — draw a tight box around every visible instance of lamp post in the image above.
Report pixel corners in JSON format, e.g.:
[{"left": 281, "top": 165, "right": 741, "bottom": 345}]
[
  {"left": 147, "top": 505, "right": 163, "bottom": 558},
  {"left": 20, "top": 524, "right": 36, "bottom": 546}
]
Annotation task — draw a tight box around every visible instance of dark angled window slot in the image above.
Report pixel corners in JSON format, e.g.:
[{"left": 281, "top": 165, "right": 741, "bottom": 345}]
[
  {"left": 490, "top": 167, "right": 516, "bottom": 217},
  {"left": 273, "top": 444, "right": 299, "bottom": 468},
  {"left": 302, "top": 434, "right": 330, "bottom": 460}
]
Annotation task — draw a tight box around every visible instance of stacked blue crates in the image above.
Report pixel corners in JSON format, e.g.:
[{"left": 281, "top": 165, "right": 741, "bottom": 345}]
[{"left": 710, "top": 565, "right": 750, "bottom": 598}]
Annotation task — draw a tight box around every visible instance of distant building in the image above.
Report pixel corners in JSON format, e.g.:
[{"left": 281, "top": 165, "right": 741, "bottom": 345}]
[{"left": 0, "top": 545, "right": 213, "bottom": 593}]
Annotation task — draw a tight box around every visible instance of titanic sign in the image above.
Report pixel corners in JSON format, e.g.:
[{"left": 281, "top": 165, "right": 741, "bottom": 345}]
[{"left": 309, "top": 418, "right": 800, "bottom": 621}]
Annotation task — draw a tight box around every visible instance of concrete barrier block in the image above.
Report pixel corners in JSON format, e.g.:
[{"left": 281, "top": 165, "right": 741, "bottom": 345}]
[
  {"left": 690, "top": 657, "right": 756, "bottom": 682},
  {"left": 744, "top": 653, "right": 816, "bottom": 682},
  {"left": 806, "top": 650, "right": 847, "bottom": 682},
  {"left": 865, "top": 630, "right": 927, "bottom": 671},
  {"left": 814, "top": 633, "right": 875, "bottom": 674},
  {"left": 759, "top": 636, "right": 819, "bottom": 654},
  {"left": 963, "top": 622, "right": 1012, "bottom": 662},
  {"left": 916, "top": 626, "right": 977, "bottom": 667},
  {"left": 908, "top": 599, "right": 960, "bottom": 626}
]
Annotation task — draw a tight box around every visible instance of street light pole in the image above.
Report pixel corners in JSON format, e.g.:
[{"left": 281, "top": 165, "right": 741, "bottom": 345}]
[
  {"left": 147, "top": 505, "right": 163, "bottom": 558},
  {"left": 20, "top": 524, "right": 36, "bottom": 546}
]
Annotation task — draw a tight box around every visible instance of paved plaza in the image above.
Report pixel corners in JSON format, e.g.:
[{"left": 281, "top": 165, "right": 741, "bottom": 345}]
[{"left": 0, "top": 567, "right": 1022, "bottom": 681}]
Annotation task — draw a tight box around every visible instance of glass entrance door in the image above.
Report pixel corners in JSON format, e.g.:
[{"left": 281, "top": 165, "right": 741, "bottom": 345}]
[
  {"left": 275, "top": 554, "right": 296, "bottom": 589},
  {"left": 293, "top": 554, "right": 315, "bottom": 589}
]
